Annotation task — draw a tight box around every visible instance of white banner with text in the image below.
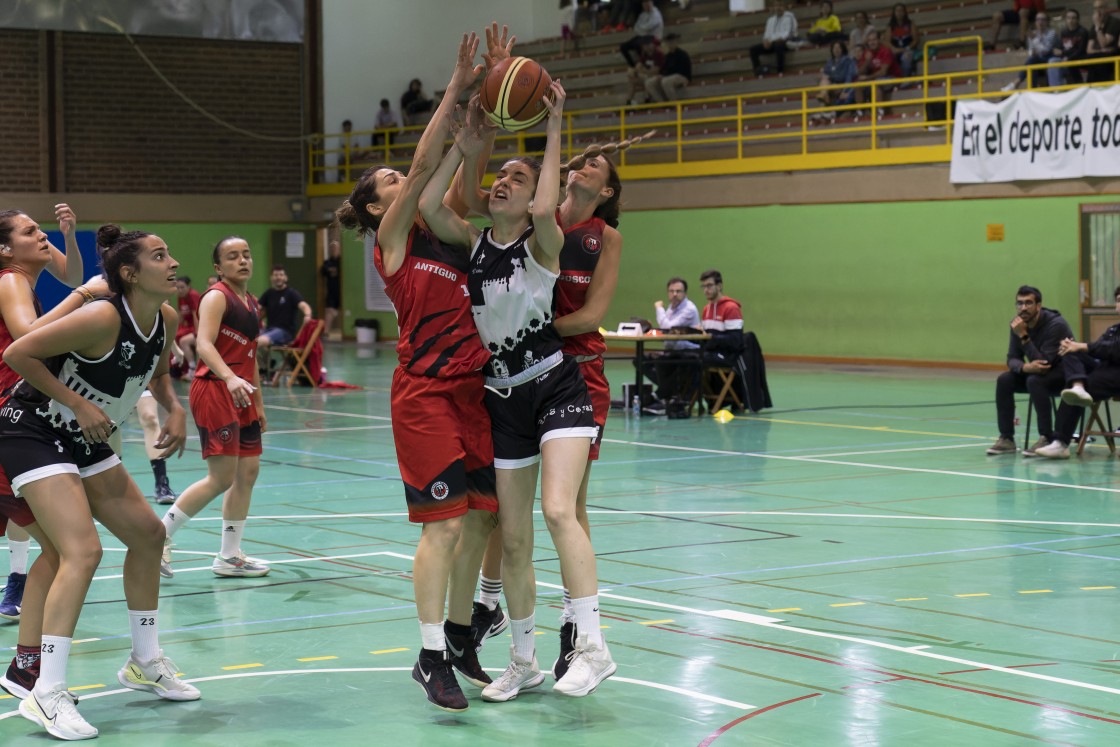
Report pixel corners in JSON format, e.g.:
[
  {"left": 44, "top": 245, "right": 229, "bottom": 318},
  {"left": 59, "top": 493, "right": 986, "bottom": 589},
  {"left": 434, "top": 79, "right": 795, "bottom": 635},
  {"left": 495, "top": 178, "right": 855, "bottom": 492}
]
[{"left": 950, "top": 85, "right": 1120, "bottom": 184}]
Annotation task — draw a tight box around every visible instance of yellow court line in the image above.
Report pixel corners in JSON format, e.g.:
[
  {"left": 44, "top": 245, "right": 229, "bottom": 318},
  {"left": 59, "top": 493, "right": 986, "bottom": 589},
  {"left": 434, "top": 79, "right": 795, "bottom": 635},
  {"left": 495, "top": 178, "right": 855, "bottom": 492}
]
[
  {"left": 70, "top": 684, "right": 105, "bottom": 692},
  {"left": 758, "top": 416, "right": 986, "bottom": 440},
  {"left": 221, "top": 663, "right": 263, "bottom": 670},
  {"left": 830, "top": 602, "right": 865, "bottom": 607},
  {"left": 370, "top": 648, "right": 409, "bottom": 655},
  {"left": 639, "top": 619, "right": 675, "bottom": 625},
  {"left": 297, "top": 656, "right": 339, "bottom": 662},
  {"left": 1018, "top": 589, "right": 1053, "bottom": 594},
  {"left": 955, "top": 593, "right": 990, "bottom": 598},
  {"left": 1081, "top": 586, "right": 1116, "bottom": 590},
  {"left": 896, "top": 597, "right": 928, "bottom": 601},
  {"left": 768, "top": 608, "right": 801, "bottom": 613}
]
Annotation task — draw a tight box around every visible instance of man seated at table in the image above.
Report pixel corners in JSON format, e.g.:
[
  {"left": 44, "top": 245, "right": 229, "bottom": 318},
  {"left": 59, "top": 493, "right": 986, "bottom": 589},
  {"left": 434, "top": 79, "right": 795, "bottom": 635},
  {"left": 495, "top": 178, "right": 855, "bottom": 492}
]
[{"left": 638, "top": 276, "right": 702, "bottom": 414}]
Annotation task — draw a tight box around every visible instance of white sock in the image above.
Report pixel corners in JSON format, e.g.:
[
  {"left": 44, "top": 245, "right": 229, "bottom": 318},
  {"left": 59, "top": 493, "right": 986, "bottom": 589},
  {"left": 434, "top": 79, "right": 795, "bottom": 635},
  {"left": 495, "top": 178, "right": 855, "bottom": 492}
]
[
  {"left": 479, "top": 575, "right": 502, "bottom": 610},
  {"left": 35, "top": 635, "right": 72, "bottom": 694},
  {"left": 510, "top": 615, "right": 536, "bottom": 661},
  {"left": 162, "top": 506, "right": 193, "bottom": 539},
  {"left": 128, "top": 609, "right": 160, "bottom": 663},
  {"left": 8, "top": 539, "right": 30, "bottom": 575},
  {"left": 561, "top": 588, "right": 574, "bottom": 623},
  {"left": 571, "top": 595, "right": 604, "bottom": 647},
  {"left": 220, "top": 520, "right": 245, "bottom": 558},
  {"left": 420, "top": 621, "right": 446, "bottom": 651}
]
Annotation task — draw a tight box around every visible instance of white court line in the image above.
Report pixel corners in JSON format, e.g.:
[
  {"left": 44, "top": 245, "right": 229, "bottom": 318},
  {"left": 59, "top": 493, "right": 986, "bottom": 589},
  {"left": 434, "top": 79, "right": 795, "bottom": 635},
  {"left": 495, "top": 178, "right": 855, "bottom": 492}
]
[
  {"left": 94, "top": 551, "right": 407, "bottom": 581},
  {"left": 809, "top": 443, "right": 981, "bottom": 458},
  {"left": 263, "top": 404, "right": 390, "bottom": 421},
  {"left": 263, "top": 425, "right": 393, "bottom": 435},
  {"left": 609, "top": 437, "right": 1120, "bottom": 495},
  {"left": 0, "top": 668, "right": 753, "bottom": 717}
]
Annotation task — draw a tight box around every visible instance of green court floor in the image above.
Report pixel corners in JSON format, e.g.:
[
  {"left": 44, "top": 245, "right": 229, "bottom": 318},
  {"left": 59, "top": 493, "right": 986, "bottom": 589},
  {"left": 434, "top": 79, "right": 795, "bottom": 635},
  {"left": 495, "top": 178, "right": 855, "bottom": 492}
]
[{"left": 3, "top": 348, "right": 1120, "bottom": 745}]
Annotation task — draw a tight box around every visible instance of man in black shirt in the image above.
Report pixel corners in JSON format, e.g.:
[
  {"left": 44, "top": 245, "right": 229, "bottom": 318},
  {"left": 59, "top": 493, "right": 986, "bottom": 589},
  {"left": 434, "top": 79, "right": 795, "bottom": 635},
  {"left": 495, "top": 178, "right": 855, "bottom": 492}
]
[
  {"left": 988, "top": 285, "right": 1077, "bottom": 456},
  {"left": 645, "top": 33, "right": 692, "bottom": 102},
  {"left": 256, "top": 264, "right": 313, "bottom": 361}
]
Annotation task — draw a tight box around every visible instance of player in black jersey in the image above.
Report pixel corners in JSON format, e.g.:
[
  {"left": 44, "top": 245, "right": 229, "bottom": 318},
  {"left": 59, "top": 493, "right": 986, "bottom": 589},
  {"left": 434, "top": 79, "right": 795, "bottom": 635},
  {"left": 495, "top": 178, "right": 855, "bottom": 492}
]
[{"left": 0, "top": 224, "right": 198, "bottom": 741}]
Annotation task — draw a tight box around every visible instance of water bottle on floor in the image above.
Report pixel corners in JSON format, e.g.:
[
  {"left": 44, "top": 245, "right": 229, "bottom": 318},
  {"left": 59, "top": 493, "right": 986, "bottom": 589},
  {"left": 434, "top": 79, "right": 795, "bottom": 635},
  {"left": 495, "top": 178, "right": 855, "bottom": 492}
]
[{"left": 632, "top": 395, "right": 641, "bottom": 416}]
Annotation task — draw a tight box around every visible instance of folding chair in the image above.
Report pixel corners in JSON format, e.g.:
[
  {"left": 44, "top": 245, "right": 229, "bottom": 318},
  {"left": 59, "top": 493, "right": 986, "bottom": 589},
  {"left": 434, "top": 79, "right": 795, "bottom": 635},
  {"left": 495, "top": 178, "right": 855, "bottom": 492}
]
[
  {"left": 695, "top": 365, "right": 743, "bottom": 414},
  {"left": 271, "top": 320, "right": 324, "bottom": 388},
  {"left": 1076, "top": 396, "right": 1120, "bottom": 456}
]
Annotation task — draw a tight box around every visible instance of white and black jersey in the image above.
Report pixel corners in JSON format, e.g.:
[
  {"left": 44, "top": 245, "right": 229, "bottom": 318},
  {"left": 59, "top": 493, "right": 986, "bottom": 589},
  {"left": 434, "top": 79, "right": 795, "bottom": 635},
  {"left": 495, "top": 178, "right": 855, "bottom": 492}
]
[
  {"left": 11, "top": 294, "right": 165, "bottom": 448},
  {"left": 469, "top": 225, "right": 563, "bottom": 388}
]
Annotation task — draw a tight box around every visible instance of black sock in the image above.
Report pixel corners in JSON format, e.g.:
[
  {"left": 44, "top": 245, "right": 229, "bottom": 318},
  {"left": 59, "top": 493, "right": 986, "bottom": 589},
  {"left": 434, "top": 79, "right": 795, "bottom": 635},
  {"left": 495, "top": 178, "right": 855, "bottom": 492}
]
[
  {"left": 151, "top": 458, "right": 167, "bottom": 481},
  {"left": 444, "top": 620, "right": 472, "bottom": 638}
]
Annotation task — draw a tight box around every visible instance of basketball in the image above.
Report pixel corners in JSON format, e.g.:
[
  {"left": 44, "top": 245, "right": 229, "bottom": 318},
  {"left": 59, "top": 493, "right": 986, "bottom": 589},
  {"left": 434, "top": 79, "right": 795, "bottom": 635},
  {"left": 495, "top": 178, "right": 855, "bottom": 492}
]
[{"left": 479, "top": 56, "right": 553, "bottom": 132}]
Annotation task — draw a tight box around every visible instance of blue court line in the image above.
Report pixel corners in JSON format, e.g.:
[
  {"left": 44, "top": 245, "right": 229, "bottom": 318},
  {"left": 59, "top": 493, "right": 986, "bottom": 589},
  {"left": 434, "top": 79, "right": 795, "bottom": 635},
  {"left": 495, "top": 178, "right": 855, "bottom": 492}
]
[{"left": 1022, "top": 546, "right": 1120, "bottom": 562}]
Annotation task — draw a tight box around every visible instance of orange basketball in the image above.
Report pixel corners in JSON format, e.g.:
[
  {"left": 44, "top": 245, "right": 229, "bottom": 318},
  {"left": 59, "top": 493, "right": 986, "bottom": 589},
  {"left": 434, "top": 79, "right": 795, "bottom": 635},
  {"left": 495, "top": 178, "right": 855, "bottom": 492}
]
[{"left": 479, "top": 56, "right": 553, "bottom": 132}]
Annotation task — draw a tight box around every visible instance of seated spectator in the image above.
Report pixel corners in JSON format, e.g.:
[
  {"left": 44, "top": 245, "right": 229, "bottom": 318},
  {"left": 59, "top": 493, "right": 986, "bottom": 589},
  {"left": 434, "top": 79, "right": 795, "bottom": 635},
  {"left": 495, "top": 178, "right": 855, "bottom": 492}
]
[
  {"left": 750, "top": 0, "right": 799, "bottom": 76},
  {"left": 987, "top": 0, "right": 1046, "bottom": 51},
  {"left": 560, "top": 0, "right": 578, "bottom": 54},
  {"left": 856, "top": 29, "right": 900, "bottom": 105},
  {"left": 256, "top": 265, "right": 314, "bottom": 370},
  {"left": 849, "top": 11, "right": 876, "bottom": 55},
  {"left": 372, "top": 98, "right": 402, "bottom": 148},
  {"left": 626, "top": 38, "right": 666, "bottom": 105},
  {"left": 807, "top": 1, "right": 845, "bottom": 46},
  {"left": 986, "top": 285, "right": 1075, "bottom": 456},
  {"left": 1055, "top": 8, "right": 1090, "bottom": 84},
  {"left": 644, "top": 33, "right": 692, "bottom": 102},
  {"left": 813, "top": 41, "right": 857, "bottom": 120},
  {"left": 1084, "top": 0, "right": 1120, "bottom": 82},
  {"left": 400, "top": 78, "right": 433, "bottom": 126},
  {"left": 638, "top": 277, "right": 702, "bottom": 412},
  {"left": 699, "top": 269, "right": 772, "bottom": 412},
  {"left": 620, "top": 0, "right": 664, "bottom": 67},
  {"left": 1034, "top": 286, "right": 1120, "bottom": 459},
  {"left": 888, "top": 3, "right": 921, "bottom": 78},
  {"left": 1002, "top": 12, "right": 1061, "bottom": 90},
  {"left": 174, "top": 276, "right": 201, "bottom": 379}
]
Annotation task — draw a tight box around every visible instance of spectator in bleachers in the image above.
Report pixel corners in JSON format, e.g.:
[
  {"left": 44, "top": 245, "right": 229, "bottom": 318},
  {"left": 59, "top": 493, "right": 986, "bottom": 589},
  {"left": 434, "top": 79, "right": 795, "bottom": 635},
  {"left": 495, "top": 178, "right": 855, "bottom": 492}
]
[
  {"left": 813, "top": 41, "right": 857, "bottom": 120},
  {"left": 750, "top": 0, "right": 799, "bottom": 76},
  {"left": 645, "top": 33, "right": 692, "bottom": 101},
  {"left": 561, "top": 0, "right": 578, "bottom": 55},
  {"left": 807, "top": 1, "right": 845, "bottom": 46},
  {"left": 620, "top": 0, "right": 665, "bottom": 66},
  {"left": 987, "top": 0, "right": 1047, "bottom": 51},
  {"left": 1056, "top": 8, "right": 1090, "bottom": 83},
  {"left": 849, "top": 10, "right": 876, "bottom": 54},
  {"left": 400, "top": 78, "right": 434, "bottom": 126},
  {"left": 626, "top": 37, "right": 666, "bottom": 104},
  {"left": 856, "top": 29, "right": 900, "bottom": 104},
  {"left": 1002, "top": 12, "right": 1061, "bottom": 90},
  {"left": 607, "top": 0, "right": 641, "bottom": 31},
  {"left": 888, "top": 3, "right": 921, "bottom": 78},
  {"left": 372, "top": 98, "right": 402, "bottom": 149},
  {"left": 1084, "top": 0, "right": 1120, "bottom": 82}
]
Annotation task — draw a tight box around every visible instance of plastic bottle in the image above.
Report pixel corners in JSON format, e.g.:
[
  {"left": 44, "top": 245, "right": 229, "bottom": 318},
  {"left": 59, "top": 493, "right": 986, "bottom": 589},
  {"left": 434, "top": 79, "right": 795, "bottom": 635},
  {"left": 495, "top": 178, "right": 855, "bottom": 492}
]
[{"left": 632, "top": 395, "right": 641, "bottom": 416}]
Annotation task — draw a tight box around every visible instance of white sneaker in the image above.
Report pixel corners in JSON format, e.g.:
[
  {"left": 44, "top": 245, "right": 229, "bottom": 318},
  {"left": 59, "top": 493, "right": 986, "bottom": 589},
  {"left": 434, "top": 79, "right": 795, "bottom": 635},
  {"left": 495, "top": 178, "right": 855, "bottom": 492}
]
[
  {"left": 1001, "top": 81, "right": 1018, "bottom": 92},
  {"left": 1060, "top": 385, "right": 1093, "bottom": 407},
  {"left": 553, "top": 633, "right": 617, "bottom": 697},
  {"left": 212, "top": 551, "right": 270, "bottom": 578},
  {"left": 160, "top": 538, "right": 173, "bottom": 579},
  {"left": 480, "top": 646, "right": 545, "bottom": 702},
  {"left": 20, "top": 686, "right": 98, "bottom": 741},
  {"left": 1033, "top": 440, "right": 1071, "bottom": 459},
  {"left": 117, "top": 651, "right": 201, "bottom": 701}
]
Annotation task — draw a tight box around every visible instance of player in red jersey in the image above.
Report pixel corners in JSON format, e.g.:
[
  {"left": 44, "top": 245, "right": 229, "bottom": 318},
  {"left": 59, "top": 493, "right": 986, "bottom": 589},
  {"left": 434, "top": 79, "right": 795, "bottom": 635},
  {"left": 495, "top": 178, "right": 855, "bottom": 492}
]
[
  {"left": 158, "top": 236, "right": 270, "bottom": 579},
  {"left": 0, "top": 205, "right": 101, "bottom": 697},
  {"left": 335, "top": 29, "right": 509, "bottom": 713}
]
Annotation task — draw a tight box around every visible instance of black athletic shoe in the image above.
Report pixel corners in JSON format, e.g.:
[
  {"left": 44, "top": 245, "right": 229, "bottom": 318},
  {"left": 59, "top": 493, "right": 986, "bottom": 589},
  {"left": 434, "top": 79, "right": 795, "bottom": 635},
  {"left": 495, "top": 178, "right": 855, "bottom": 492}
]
[
  {"left": 551, "top": 621, "right": 578, "bottom": 681},
  {"left": 471, "top": 601, "right": 509, "bottom": 652},
  {"left": 412, "top": 649, "right": 468, "bottom": 712},
  {"left": 446, "top": 631, "right": 492, "bottom": 687},
  {"left": 0, "top": 657, "right": 37, "bottom": 699},
  {"left": 154, "top": 476, "right": 177, "bottom": 505}
]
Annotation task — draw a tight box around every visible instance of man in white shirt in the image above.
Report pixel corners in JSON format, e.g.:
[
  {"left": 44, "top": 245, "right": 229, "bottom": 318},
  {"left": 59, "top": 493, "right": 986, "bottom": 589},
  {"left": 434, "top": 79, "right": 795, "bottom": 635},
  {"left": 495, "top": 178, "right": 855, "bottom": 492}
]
[
  {"left": 639, "top": 277, "right": 702, "bottom": 412},
  {"left": 749, "top": 0, "right": 798, "bottom": 75},
  {"left": 620, "top": 0, "right": 665, "bottom": 67}
]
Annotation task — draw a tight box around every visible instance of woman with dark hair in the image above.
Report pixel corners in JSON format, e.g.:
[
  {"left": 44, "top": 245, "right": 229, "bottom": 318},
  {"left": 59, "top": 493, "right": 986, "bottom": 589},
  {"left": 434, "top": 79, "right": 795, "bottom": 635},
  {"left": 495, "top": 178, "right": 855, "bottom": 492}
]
[
  {"left": 421, "top": 82, "right": 616, "bottom": 702},
  {"left": 400, "top": 78, "right": 434, "bottom": 126},
  {"left": 335, "top": 30, "right": 503, "bottom": 713},
  {"left": 158, "top": 236, "right": 268, "bottom": 579},
  {"left": 0, "top": 224, "right": 196, "bottom": 741},
  {"left": 888, "top": 3, "right": 920, "bottom": 77},
  {"left": 814, "top": 40, "right": 858, "bottom": 120}
]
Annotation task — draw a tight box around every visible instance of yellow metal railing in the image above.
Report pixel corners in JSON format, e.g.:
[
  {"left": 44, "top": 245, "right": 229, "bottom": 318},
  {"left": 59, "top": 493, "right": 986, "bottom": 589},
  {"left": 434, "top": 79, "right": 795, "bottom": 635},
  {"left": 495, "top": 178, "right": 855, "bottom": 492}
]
[{"left": 306, "top": 52, "right": 1120, "bottom": 196}]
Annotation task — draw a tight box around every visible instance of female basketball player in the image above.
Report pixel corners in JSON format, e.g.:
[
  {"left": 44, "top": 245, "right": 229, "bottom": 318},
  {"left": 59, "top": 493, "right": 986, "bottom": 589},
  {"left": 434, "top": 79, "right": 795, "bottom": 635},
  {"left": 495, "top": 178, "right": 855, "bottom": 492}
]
[
  {"left": 420, "top": 81, "right": 617, "bottom": 702},
  {"left": 335, "top": 30, "right": 507, "bottom": 713},
  {"left": 158, "top": 236, "right": 269, "bottom": 579},
  {"left": 0, "top": 224, "right": 197, "bottom": 740}
]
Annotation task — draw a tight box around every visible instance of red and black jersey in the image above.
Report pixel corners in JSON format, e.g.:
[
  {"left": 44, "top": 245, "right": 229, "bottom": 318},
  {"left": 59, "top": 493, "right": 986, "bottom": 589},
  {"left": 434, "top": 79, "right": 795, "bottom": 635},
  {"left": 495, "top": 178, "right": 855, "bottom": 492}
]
[
  {"left": 375, "top": 225, "right": 489, "bottom": 378},
  {"left": 0, "top": 268, "right": 41, "bottom": 396},
  {"left": 556, "top": 213, "right": 607, "bottom": 359},
  {"left": 177, "top": 288, "right": 201, "bottom": 334},
  {"left": 195, "top": 281, "right": 260, "bottom": 382}
]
